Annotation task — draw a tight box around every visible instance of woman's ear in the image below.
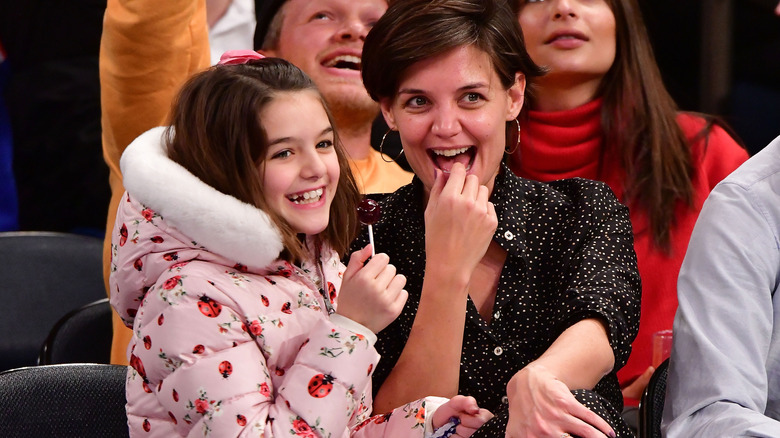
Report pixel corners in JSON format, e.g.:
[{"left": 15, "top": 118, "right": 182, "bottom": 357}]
[
  {"left": 507, "top": 72, "right": 526, "bottom": 120},
  {"left": 379, "top": 98, "right": 397, "bottom": 130}
]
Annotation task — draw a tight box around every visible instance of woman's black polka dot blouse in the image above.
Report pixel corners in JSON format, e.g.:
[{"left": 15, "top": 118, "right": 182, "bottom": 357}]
[{"left": 351, "top": 163, "right": 641, "bottom": 435}]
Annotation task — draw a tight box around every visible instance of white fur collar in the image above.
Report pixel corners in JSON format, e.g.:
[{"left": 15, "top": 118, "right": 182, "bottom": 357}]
[{"left": 120, "top": 127, "right": 284, "bottom": 267}]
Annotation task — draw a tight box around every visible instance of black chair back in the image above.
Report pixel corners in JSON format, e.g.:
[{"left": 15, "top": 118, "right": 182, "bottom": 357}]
[
  {"left": 0, "top": 231, "right": 105, "bottom": 371},
  {"left": 0, "top": 364, "right": 129, "bottom": 437},
  {"left": 638, "top": 358, "right": 670, "bottom": 438},
  {"left": 39, "top": 298, "right": 113, "bottom": 365}
]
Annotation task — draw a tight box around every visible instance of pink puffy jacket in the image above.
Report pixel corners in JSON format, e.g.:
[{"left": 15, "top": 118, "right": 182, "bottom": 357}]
[{"left": 110, "top": 128, "right": 444, "bottom": 437}]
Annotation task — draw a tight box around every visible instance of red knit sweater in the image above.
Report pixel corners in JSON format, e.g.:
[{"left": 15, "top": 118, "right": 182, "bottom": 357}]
[{"left": 509, "top": 98, "right": 749, "bottom": 405}]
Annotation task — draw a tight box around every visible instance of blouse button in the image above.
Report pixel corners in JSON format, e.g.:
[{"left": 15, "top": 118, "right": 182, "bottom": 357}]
[
  {"left": 493, "top": 346, "right": 503, "bottom": 356},
  {"left": 504, "top": 231, "right": 514, "bottom": 240},
  {"left": 501, "top": 395, "right": 509, "bottom": 404}
]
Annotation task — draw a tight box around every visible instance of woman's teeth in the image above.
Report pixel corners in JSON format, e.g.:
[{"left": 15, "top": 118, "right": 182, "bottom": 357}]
[
  {"left": 288, "top": 188, "right": 323, "bottom": 205},
  {"left": 433, "top": 147, "right": 470, "bottom": 157}
]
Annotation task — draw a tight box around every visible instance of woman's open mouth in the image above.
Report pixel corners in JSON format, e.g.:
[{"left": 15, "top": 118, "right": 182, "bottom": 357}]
[{"left": 428, "top": 147, "right": 476, "bottom": 173}]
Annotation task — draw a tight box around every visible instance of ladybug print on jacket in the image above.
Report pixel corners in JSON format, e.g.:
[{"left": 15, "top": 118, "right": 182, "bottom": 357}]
[
  {"left": 197, "top": 296, "right": 222, "bottom": 318},
  {"left": 327, "top": 282, "right": 337, "bottom": 303},
  {"left": 276, "top": 265, "right": 293, "bottom": 278},
  {"left": 163, "top": 251, "right": 179, "bottom": 261},
  {"left": 261, "top": 295, "right": 269, "bottom": 306},
  {"left": 219, "top": 361, "right": 233, "bottom": 378},
  {"left": 150, "top": 235, "right": 164, "bottom": 243},
  {"left": 307, "top": 373, "right": 335, "bottom": 398},
  {"left": 281, "top": 302, "right": 292, "bottom": 314},
  {"left": 143, "top": 336, "right": 152, "bottom": 350},
  {"left": 119, "top": 223, "right": 128, "bottom": 246},
  {"left": 133, "top": 258, "right": 143, "bottom": 271},
  {"left": 142, "top": 418, "right": 151, "bottom": 432},
  {"left": 236, "top": 414, "right": 247, "bottom": 426},
  {"left": 192, "top": 344, "right": 205, "bottom": 354},
  {"left": 129, "top": 354, "right": 147, "bottom": 380}
]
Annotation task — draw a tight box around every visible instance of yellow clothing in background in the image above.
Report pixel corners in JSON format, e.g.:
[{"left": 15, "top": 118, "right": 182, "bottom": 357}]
[
  {"left": 350, "top": 149, "right": 413, "bottom": 195},
  {"left": 100, "top": 0, "right": 211, "bottom": 365}
]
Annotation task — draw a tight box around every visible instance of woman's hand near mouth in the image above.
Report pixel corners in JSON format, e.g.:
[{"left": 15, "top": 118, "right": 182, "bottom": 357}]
[{"left": 423, "top": 162, "right": 497, "bottom": 294}]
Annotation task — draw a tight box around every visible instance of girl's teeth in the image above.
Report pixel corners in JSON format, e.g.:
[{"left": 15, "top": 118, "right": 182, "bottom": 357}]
[
  {"left": 289, "top": 188, "right": 323, "bottom": 204},
  {"left": 434, "top": 147, "right": 469, "bottom": 157}
]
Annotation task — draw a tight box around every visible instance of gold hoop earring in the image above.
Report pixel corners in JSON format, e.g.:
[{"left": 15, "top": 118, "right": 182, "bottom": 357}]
[
  {"left": 505, "top": 118, "right": 520, "bottom": 155},
  {"left": 379, "top": 129, "right": 405, "bottom": 163}
]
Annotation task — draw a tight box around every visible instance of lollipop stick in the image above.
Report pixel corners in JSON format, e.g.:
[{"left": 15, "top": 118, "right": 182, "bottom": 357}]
[{"left": 368, "top": 224, "right": 375, "bottom": 256}]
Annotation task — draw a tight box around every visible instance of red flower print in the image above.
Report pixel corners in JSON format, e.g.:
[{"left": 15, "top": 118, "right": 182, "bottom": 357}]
[
  {"left": 162, "top": 276, "right": 181, "bottom": 290},
  {"left": 415, "top": 406, "right": 425, "bottom": 422},
  {"left": 119, "top": 224, "right": 128, "bottom": 247},
  {"left": 292, "top": 419, "right": 315, "bottom": 437},
  {"left": 236, "top": 414, "right": 247, "bottom": 426},
  {"left": 141, "top": 208, "right": 154, "bottom": 221},
  {"left": 248, "top": 320, "right": 262, "bottom": 336},
  {"left": 259, "top": 382, "right": 270, "bottom": 397},
  {"left": 150, "top": 236, "right": 164, "bottom": 243},
  {"left": 133, "top": 258, "right": 143, "bottom": 271},
  {"left": 194, "top": 399, "right": 209, "bottom": 414}
]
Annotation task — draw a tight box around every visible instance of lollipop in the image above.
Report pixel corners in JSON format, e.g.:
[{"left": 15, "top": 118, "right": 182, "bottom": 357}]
[{"left": 357, "top": 197, "right": 381, "bottom": 256}]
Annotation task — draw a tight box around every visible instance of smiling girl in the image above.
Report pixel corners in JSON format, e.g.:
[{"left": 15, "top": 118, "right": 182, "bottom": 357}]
[{"left": 109, "top": 54, "right": 491, "bottom": 437}]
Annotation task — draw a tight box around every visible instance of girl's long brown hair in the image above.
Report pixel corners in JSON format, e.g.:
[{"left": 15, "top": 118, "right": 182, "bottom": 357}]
[
  {"left": 165, "top": 58, "right": 361, "bottom": 261},
  {"left": 513, "top": 0, "right": 743, "bottom": 251}
]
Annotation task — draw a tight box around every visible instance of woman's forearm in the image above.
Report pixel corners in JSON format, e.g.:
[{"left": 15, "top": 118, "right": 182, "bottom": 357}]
[
  {"left": 372, "top": 269, "right": 469, "bottom": 413},
  {"left": 529, "top": 318, "right": 614, "bottom": 389}
]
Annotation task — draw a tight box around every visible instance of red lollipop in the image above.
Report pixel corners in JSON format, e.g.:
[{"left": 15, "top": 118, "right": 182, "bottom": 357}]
[{"left": 357, "top": 198, "right": 381, "bottom": 255}]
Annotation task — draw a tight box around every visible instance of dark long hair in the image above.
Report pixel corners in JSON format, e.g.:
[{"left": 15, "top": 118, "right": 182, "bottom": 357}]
[
  {"left": 512, "top": 0, "right": 742, "bottom": 251},
  {"left": 165, "top": 58, "right": 361, "bottom": 260}
]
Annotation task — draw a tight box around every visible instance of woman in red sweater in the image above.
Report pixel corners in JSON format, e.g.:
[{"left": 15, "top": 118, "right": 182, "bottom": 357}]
[{"left": 508, "top": 0, "right": 749, "bottom": 406}]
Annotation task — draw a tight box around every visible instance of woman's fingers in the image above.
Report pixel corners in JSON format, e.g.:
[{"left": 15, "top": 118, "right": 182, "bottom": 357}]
[{"left": 565, "top": 401, "right": 616, "bottom": 438}]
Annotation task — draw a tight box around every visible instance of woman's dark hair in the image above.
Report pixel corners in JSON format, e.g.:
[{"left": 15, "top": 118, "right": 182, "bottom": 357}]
[
  {"left": 362, "top": 0, "right": 544, "bottom": 103},
  {"left": 165, "top": 58, "right": 361, "bottom": 261},
  {"left": 512, "top": 0, "right": 744, "bottom": 251}
]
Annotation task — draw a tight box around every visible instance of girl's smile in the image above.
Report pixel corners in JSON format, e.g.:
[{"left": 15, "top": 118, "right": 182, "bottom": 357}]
[{"left": 259, "top": 90, "right": 340, "bottom": 236}]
